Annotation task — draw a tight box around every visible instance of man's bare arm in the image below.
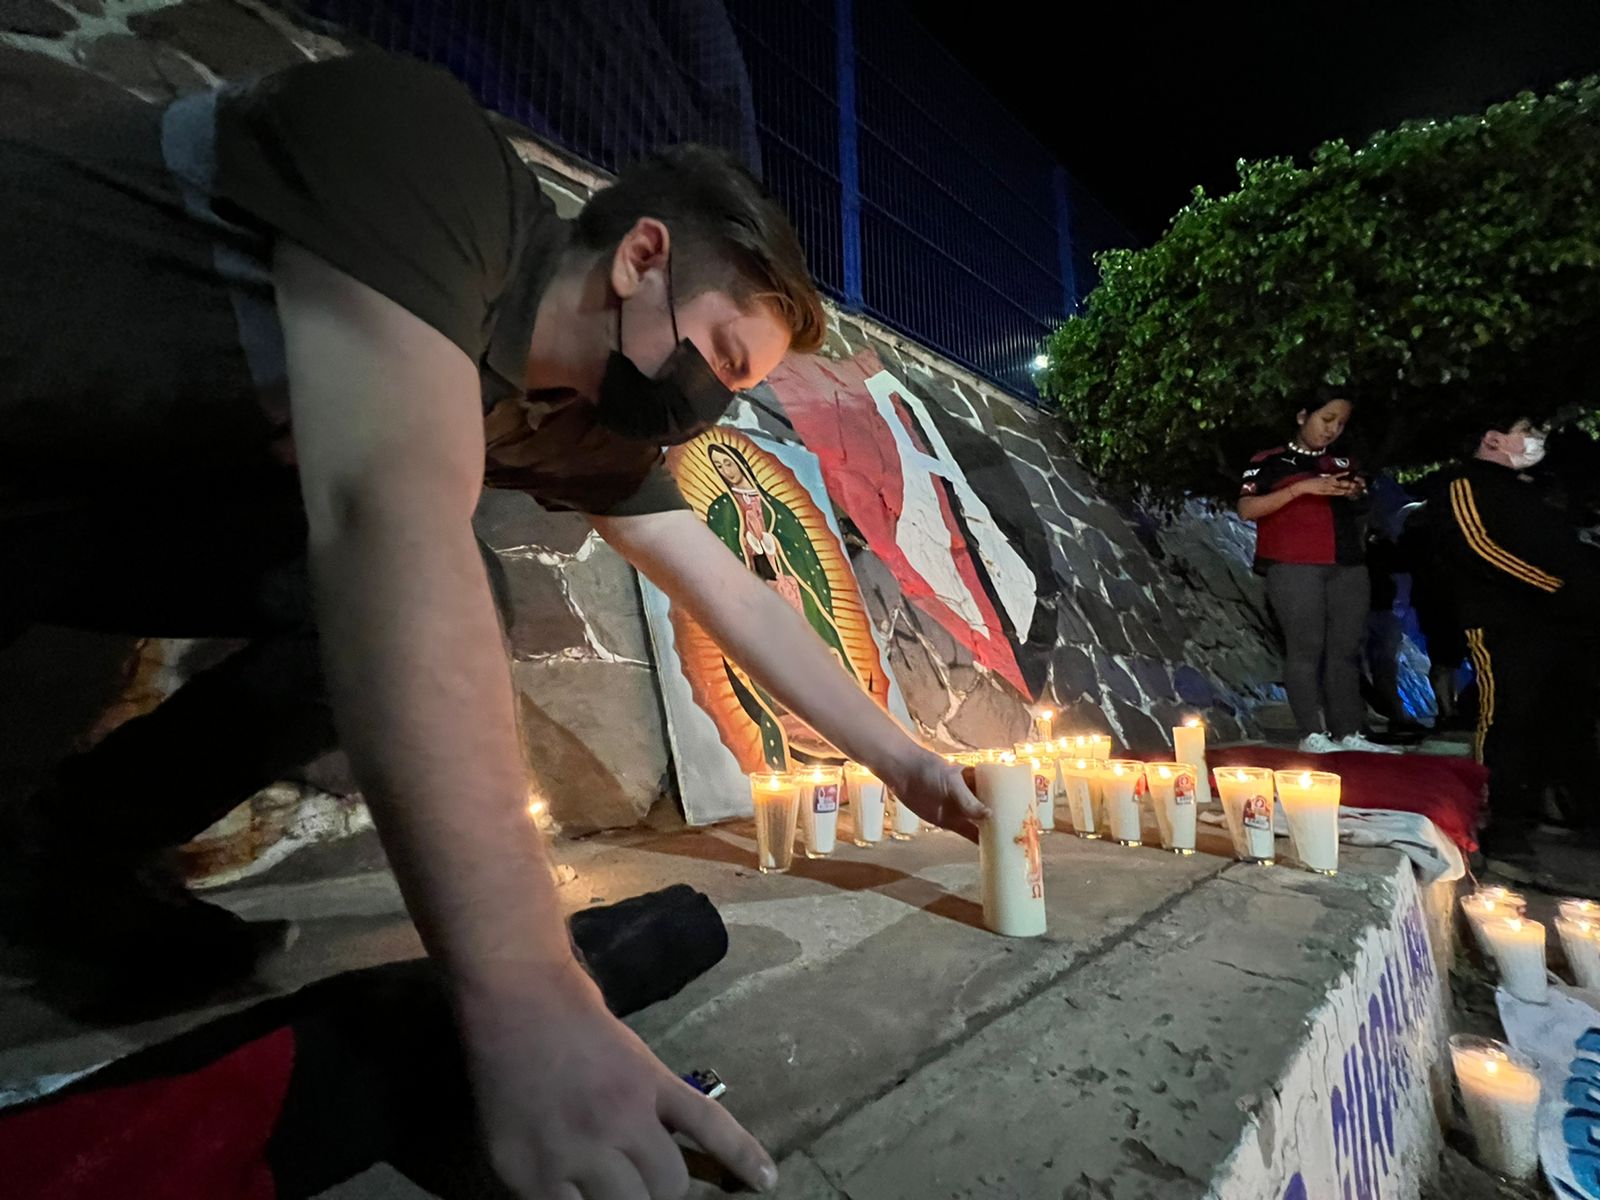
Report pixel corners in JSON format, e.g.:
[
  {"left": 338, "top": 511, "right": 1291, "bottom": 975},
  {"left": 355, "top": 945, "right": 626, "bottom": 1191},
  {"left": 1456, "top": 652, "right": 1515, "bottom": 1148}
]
[
  {"left": 593, "top": 509, "right": 986, "bottom": 836},
  {"left": 275, "top": 245, "right": 774, "bottom": 1197}
]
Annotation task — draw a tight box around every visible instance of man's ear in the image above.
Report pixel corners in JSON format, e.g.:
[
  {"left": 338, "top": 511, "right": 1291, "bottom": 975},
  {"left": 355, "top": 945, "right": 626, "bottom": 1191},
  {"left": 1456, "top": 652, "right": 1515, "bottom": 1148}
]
[{"left": 608, "top": 218, "right": 672, "bottom": 301}]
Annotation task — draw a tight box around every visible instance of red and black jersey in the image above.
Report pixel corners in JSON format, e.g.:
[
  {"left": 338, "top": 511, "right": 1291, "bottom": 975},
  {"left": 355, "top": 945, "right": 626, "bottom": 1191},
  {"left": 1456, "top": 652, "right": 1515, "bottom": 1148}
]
[{"left": 1240, "top": 446, "right": 1366, "bottom": 570}]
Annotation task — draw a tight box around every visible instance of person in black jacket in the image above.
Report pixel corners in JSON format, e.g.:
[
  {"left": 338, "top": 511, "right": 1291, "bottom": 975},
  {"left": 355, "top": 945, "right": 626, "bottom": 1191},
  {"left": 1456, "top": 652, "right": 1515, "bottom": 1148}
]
[{"left": 1436, "top": 415, "right": 1600, "bottom": 868}]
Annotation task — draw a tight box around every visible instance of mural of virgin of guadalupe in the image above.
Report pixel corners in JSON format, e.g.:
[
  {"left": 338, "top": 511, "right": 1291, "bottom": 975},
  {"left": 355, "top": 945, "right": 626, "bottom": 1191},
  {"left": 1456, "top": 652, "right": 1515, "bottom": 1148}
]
[
  {"left": 705, "top": 442, "right": 854, "bottom": 671},
  {"left": 663, "top": 429, "right": 893, "bottom": 773}
]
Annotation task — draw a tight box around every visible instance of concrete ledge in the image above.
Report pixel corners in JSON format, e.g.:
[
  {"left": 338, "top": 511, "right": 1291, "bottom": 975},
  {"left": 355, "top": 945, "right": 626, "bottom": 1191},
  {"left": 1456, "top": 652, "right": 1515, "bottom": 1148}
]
[{"left": 0, "top": 821, "right": 1451, "bottom": 1200}]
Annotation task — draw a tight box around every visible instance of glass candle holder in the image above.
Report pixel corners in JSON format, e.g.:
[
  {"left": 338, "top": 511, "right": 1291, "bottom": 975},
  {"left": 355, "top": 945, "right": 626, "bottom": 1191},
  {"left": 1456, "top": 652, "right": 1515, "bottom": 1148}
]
[
  {"left": 1555, "top": 915, "right": 1600, "bottom": 990},
  {"left": 1481, "top": 915, "right": 1548, "bottom": 1003},
  {"left": 844, "top": 761, "right": 886, "bottom": 847},
  {"left": 1274, "top": 769, "right": 1341, "bottom": 874},
  {"left": 1214, "top": 766, "right": 1276, "bottom": 864},
  {"left": 1024, "top": 754, "right": 1056, "bottom": 834},
  {"left": 1558, "top": 897, "right": 1600, "bottom": 925},
  {"left": 1461, "top": 889, "right": 1528, "bottom": 956},
  {"left": 1448, "top": 1035, "right": 1541, "bottom": 1181},
  {"left": 1061, "top": 757, "right": 1103, "bottom": 839},
  {"left": 749, "top": 772, "right": 801, "bottom": 873},
  {"left": 1101, "top": 759, "right": 1146, "bottom": 846},
  {"left": 1143, "top": 761, "right": 1198, "bottom": 854},
  {"left": 1030, "top": 707, "right": 1055, "bottom": 742},
  {"left": 797, "top": 765, "right": 843, "bottom": 858}
]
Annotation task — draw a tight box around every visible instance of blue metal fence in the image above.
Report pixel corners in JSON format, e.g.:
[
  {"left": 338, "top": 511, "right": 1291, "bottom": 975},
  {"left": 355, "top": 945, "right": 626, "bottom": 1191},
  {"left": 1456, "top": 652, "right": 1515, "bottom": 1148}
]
[{"left": 301, "top": 0, "right": 1135, "bottom": 396}]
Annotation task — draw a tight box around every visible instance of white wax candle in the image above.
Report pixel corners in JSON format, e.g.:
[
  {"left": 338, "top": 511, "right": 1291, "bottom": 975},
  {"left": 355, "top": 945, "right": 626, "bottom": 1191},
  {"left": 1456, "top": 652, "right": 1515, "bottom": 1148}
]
[
  {"left": 1461, "top": 889, "right": 1528, "bottom": 956},
  {"left": 1102, "top": 760, "right": 1145, "bottom": 845},
  {"left": 1027, "top": 756, "right": 1056, "bottom": 834},
  {"left": 798, "top": 766, "right": 842, "bottom": 858},
  {"left": 1482, "top": 916, "right": 1548, "bottom": 1003},
  {"left": 975, "top": 762, "right": 1046, "bottom": 938},
  {"left": 1449, "top": 1036, "right": 1541, "bottom": 1180},
  {"left": 1144, "top": 762, "right": 1197, "bottom": 853},
  {"left": 1215, "top": 767, "right": 1276, "bottom": 863},
  {"left": 1559, "top": 898, "right": 1600, "bottom": 925},
  {"left": 1556, "top": 916, "right": 1600, "bottom": 991},
  {"left": 1051, "top": 754, "right": 1070, "bottom": 832},
  {"left": 1030, "top": 707, "right": 1055, "bottom": 742},
  {"left": 1172, "top": 719, "right": 1213, "bottom": 806},
  {"left": 749, "top": 772, "right": 802, "bottom": 874},
  {"left": 1062, "top": 757, "right": 1102, "bottom": 838},
  {"left": 844, "top": 763, "right": 886, "bottom": 847},
  {"left": 1274, "top": 770, "right": 1341, "bottom": 874}
]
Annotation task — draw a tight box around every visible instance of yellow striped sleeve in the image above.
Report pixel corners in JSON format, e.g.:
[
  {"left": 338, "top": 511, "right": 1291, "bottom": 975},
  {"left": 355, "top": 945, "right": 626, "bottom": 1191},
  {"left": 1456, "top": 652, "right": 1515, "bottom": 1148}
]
[{"left": 1447, "top": 478, "right": 1562, "bottom": 592}]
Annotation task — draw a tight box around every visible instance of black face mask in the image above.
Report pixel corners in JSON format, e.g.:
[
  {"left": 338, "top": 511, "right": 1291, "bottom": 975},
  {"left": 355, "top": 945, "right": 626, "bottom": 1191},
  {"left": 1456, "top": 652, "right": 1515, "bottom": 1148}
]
[{"left": 592, "top": 259, "right": 736, "bottom": 445}]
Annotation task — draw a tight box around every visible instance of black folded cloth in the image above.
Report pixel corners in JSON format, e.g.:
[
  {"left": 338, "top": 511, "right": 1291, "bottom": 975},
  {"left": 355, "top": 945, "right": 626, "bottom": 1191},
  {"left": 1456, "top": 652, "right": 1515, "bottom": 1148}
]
[{"left": 10, "top": 885, "right": 730, "bottom": 1200}]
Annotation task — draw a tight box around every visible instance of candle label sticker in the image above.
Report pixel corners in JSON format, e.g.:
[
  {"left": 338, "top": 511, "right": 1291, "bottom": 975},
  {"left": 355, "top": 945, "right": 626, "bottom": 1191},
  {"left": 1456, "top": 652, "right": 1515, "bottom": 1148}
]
[
  {"left": 1244, "top": 794, "right": 1271, "bottom": 830},
  {"left": 813, "top": 784, "right": 839, "bottom": 814},
  {"left": 1015, "top": 811, "right": 1044, "bottom": 899},
  {"left": 1175, "top": 773, "right": 1196, "bottom": 805},
  {"left": 1134, "top": 773, "right": 1149, "bottom": 798},
  {"left": 1034, "top": 773, "right": 1052, "bottom": 803}
]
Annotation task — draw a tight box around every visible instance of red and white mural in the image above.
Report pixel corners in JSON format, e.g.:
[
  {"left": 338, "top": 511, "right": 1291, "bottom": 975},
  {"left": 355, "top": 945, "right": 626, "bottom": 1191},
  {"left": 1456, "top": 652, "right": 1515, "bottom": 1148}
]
[{"left": 768, "top": 349, "right": 1038, "bottom": 695}]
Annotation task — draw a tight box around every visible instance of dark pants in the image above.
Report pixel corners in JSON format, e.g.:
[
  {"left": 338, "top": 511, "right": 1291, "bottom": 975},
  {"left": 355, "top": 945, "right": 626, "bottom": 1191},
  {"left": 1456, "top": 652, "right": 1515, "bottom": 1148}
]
[
  {"left": 1265, "top": 563, "right": 1371, "bottom": 739},
  {"left": 1466, "top": 624, "right": 1600, "bottom": 846},
  {"left": 0, "top": 490, "right": 509, "bottom": 862}
]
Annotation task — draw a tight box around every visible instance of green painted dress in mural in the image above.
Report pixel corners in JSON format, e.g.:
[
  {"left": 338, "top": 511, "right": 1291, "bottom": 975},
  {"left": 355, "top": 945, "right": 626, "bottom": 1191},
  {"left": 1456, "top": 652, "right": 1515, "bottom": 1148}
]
[{"left": 703, "top": 443, "right": 858, "bottom": 769}]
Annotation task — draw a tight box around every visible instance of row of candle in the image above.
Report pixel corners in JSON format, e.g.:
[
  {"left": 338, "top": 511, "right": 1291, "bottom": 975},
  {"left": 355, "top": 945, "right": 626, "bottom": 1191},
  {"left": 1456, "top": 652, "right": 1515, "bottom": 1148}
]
[
  {"left": 1460, "top": 887, "right": 1600, "bottom": 1002},
  {"left": 964, "top": 744, "right": 1343, "bottom": 876},
  {"left": 1448, "top": 890, "right": 1600, "bottom": 1180},
  {"left": 748, "top": 763, "right": 917, "bottom": 873}
]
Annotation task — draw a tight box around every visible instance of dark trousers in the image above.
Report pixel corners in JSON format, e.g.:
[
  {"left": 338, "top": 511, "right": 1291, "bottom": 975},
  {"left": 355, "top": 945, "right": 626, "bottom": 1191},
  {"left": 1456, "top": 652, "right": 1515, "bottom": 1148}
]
[
  {"left": 1466, "top": 624, "right": 1600, "bottom": 843},
  {"left": 1265, "top": 563, "right": 1371, "bottom": 739},
  {"left": 0, "top": 490, "right": 509, "bottom": 863}
]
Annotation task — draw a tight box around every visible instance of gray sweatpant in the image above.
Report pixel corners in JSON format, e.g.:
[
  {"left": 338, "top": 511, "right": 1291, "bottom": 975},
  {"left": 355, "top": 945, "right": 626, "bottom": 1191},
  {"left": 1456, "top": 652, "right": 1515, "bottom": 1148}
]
[{"left": 1264, "top": 563, "right": 1371, "bottom": 739}]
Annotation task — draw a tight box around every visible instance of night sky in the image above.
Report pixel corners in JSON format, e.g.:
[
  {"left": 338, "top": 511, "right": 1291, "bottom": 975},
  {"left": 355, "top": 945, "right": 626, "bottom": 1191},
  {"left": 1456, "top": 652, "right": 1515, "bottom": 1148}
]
[{"left": 910, "top": 0, "right": 1600, "bottom": 245}]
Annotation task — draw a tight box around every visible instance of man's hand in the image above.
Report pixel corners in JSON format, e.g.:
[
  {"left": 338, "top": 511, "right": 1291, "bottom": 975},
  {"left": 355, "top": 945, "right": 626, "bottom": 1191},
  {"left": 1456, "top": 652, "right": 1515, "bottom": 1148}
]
[
  {"left": 461, "top": 963, "right": 777, "bottom": 1199},
  {"left": 1294, "top": 475, "right": 1359, "bottom": 498},
  {"left": 881, "top": 749, "right": 987, "bottom": 843}
]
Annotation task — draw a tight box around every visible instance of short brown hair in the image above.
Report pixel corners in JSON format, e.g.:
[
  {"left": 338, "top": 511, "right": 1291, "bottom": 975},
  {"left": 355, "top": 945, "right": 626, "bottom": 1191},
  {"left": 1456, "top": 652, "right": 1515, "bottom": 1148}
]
[{"left": 575, "top": 144, "right": 826, "bottom": 354}]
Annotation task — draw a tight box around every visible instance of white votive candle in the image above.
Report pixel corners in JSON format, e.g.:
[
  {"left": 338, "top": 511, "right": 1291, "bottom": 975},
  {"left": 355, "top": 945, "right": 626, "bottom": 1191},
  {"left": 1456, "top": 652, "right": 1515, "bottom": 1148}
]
[
  {"left": 1482, "top": 916, "right": 1548, "bottom": 1003},
  {"left": 798, "top": 765, "right": 842, "bottom": 858},
  {"left": 1214, "top": 766, "right": 1276, "bottom": 864},
  {"left": 1274, "top": 769, "right": 1341, "bottom": 874},
  {"left": 1461, "top": 890, "right": 1528, "bottom": 956},
  {"left": 1172, "top": 718, "right": 1213, "bottom": 807},
  {"left": 1555, "top": 915, "right": 1600, "bottom": 991},
  {"left": 975, "top": 761, "right": 1046, "bottom": 938},
  {"left": 1144, "top": 762, "right": 1198, "bottom": 854},
  {"left": 1449, "top": 1035, "right": 1541, "bottom": 1181},
  {"left": 1062, "top": 757, "right": 1102, "bottom": 839},
  {"left": 1026, "top": 755, "right": 1056, "bottom": 834},
  {"left": 1030, "top": 707, "right": 1055, "bottom": 742},
  {"left": 844, "top": 762, "right": 886, "bottom": 847},
  {"left": 1102, "top": 759, "right": 1145, "bottom": 846},
  {"left": 1559, "top": 898, "right": 1600, "bottom": 925}
]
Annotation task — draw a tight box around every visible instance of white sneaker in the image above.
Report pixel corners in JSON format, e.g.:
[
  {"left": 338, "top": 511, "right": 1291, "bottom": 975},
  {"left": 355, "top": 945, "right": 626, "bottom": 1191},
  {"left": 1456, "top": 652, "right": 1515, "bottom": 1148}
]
[
  {"left": 1298, "top": 733, "right": 1341, "bottom": 754},
  {"left": 1339, "top": 732, "right": 1402, "bottom": 755}
]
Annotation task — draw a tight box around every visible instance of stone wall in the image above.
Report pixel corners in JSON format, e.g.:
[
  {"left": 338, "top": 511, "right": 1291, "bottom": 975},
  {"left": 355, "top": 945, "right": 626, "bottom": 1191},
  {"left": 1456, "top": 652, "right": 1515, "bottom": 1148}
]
[{"left": 0, "top": 0, "right": 1285, "bottom": 870}]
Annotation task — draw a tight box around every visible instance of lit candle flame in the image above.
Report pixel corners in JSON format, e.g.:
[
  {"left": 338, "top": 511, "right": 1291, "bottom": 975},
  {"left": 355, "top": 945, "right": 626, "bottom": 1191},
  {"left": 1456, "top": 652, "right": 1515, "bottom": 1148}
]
[
  {"left": 1506, "top": 917, "right": 1523, "bottom": 932},
  {"left": 1484, "top": 1059, "right": 1499, "bottom": 1075},
  {"left": 1234, "top": 769, "right": 1249, "bottom": 782},
  {"left": 1039, "top": 708, "right": 1054, "bottom": 720},
  {"left": 1183, "top": 717, "right": 1201, "bottom": 728},
  {"left": 1298, "top": 772, "right": 1312, "bottom": 788},
  {"left": 1113, "top": 763, "right": 1126, "bottom": 776},
  {"left": 1158, "top": 766, "right": 1172, "bottom": 779}
]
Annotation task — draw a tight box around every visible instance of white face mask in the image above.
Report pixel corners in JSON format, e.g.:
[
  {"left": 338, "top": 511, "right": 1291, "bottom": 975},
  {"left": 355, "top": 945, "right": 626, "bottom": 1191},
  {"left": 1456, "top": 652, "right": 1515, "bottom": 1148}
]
[{"left": 1507, "top": 433, "right": 1546, "bottom": 471}]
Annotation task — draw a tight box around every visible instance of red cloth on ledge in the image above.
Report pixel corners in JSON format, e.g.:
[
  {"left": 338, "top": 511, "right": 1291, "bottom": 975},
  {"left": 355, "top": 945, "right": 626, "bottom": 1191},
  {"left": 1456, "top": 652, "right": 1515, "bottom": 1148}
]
[{"left": 1209, "top": 747, "right": 1487, "bottom": 853}]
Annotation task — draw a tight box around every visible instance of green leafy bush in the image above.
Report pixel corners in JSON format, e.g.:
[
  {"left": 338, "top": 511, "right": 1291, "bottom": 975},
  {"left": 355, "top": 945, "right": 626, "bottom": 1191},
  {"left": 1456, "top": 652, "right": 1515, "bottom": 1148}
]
[{"left": 1040, "top": 78, "right": 1600, "bottom": 499}]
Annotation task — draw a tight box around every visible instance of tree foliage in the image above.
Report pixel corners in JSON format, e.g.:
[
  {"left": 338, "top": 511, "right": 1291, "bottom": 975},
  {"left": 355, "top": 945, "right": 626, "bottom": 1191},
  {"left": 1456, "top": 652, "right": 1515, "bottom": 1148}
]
[{"left": 1039, "top": 77, "right": 1600, "bottom": 499}]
